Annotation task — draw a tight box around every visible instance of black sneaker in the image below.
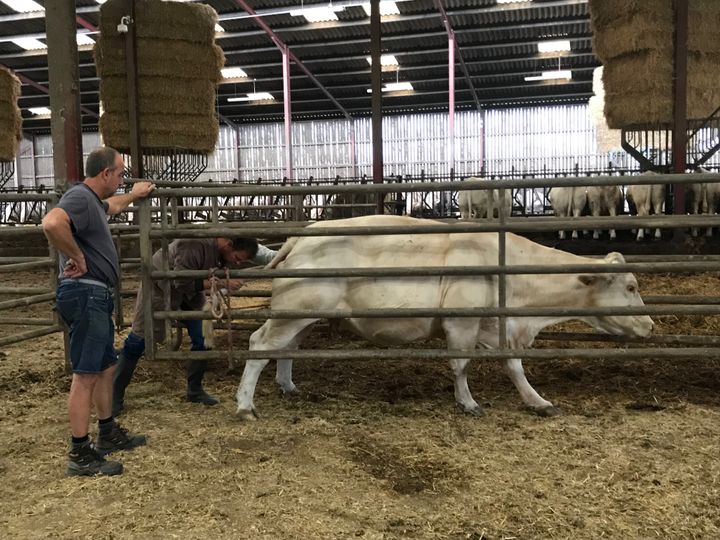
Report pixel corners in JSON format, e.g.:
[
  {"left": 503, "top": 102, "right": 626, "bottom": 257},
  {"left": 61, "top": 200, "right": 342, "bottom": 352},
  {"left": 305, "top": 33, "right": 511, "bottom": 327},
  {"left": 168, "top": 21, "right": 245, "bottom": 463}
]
[
  {"left": 95, "top": 423, "right": 147, "bottom": 456},
  {"left": 67, "top": 441, "right": 123, "bottom": 477},
  {"left": 186, "top": 390, "right": 220, "bottom": 405}
]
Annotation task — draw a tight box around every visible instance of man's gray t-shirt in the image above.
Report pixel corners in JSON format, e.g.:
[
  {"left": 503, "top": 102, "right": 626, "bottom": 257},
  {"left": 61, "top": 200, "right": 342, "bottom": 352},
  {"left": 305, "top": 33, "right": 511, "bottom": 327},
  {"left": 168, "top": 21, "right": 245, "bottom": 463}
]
[{"left": 57, "top": 183, "right": 119, "bottom": 286}]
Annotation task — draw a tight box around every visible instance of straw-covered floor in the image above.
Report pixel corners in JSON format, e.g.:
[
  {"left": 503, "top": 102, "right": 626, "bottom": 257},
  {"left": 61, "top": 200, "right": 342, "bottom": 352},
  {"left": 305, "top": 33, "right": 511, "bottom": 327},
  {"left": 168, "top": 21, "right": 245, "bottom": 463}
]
[{"left": 1, "top": 270, "right": 719, "bottom": 538}]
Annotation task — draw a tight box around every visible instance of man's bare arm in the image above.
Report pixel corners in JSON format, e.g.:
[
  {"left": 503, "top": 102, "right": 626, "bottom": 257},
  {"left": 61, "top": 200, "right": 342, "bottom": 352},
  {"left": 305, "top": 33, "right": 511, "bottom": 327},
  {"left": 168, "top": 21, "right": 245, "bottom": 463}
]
[
  {"left": 106, "top": 181, "right": 156, "bottom": 215},
  {"left": 42, "top": 207, "right": 86, "bottom": 277}
]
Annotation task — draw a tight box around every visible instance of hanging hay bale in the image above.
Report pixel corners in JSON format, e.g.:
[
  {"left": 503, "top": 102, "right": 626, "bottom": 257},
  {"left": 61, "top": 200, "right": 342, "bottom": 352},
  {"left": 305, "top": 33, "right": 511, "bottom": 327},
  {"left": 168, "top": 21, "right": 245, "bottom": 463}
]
[
  {"left": 94, "top": 38, "right": 224, "bottom": 81},
  {"left": 587, "top": 67, "right": 621, "bottom": 153},
  {"left": 98, "top": 0, "right": 217, "bottom": 43},
  {"left": 589, "top": 0, "right": 720, "bottom": 128},
  {"left": 100, "top": 112, "right": 219, "bottom": 154},
  {"left": 95, "top": 0, "right": 224, "bottom": 153},
  {"left": 0, "top": 66, "right": 22, "bottom": 161}
]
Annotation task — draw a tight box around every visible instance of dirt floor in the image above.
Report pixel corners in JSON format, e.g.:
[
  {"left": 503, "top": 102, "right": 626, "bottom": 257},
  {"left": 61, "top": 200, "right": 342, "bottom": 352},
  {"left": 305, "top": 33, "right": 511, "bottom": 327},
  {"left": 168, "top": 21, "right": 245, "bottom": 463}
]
[{"left": 1, "top": 270, "right": 720, "bottom": 539}]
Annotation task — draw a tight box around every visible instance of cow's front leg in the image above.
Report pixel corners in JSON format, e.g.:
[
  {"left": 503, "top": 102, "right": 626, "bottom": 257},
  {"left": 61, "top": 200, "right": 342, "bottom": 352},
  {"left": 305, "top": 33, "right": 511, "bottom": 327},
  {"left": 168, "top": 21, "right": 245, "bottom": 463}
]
[
  {"left": 443, "top": 320, "right": 483, "bottom": 415},
  {"left": 503, "top": 357, "right": 559, "bottom": 416},
  {"left": 448, "top": 358, "right": 483, "bottom": 416}
]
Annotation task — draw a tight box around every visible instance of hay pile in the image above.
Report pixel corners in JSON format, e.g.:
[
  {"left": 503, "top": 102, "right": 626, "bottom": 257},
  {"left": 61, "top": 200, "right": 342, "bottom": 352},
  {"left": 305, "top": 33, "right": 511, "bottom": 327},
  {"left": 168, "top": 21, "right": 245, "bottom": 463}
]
[
  {"left": 0, "top": 66, "right": 23, "bottom": 161},
  {"left": 589, "top": 0, "right": 720, "bottom": 128},
  {"left": 587, "top": 66, "right": 622, "bottom": 153},
  {"left": 94, "top": 0, "right": 224, "bottom": 153}
]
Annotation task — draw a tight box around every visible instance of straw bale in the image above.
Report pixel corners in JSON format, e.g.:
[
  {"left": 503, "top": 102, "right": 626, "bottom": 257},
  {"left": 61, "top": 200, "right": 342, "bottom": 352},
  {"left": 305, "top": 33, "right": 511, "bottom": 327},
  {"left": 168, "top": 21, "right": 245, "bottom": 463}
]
[
  {"left": 98, "top": 0, "right": 217, "bottom": 43},
  {"left": 588, "top": 0, "right": 670, "bottom": 29},
  {"left": 592, "top": 15, "right": 672, "bottom": 61},
  {"left": 94, "top": 38, "right": 224, "bottom": 81},
  {"left": 588, "top": 67, "right": 621, "bottom": 153},
  {"left": 0, "top": 66, "right": 20, "bottom": 103},
  {"left": 0, "top": 67, "right": 22, "bottom": 160},
  {"left": 602, "top": 51, "right": 673, "bottom": 96},
  {"left": 99, "top": 76, "right": 216, "bottom": 115},
  {"left": 100, "top": 112, "right": 219, "bottom": 153}
]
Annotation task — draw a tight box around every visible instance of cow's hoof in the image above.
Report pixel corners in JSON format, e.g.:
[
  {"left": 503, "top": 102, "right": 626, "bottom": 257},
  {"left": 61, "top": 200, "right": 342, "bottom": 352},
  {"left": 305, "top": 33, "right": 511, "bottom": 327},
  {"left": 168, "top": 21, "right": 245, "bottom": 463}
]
[
  {"left": 531, "top": 405, "right": 561, "bottom": 417},
  {"left": 236, "top": 408, "right": 259, "bottom": 421},
  {"left": 279, "top": 386, "right": 301, "bottom": 400},
  {"left": 459, "top": 404, "right": 485, "bottom": 417}
]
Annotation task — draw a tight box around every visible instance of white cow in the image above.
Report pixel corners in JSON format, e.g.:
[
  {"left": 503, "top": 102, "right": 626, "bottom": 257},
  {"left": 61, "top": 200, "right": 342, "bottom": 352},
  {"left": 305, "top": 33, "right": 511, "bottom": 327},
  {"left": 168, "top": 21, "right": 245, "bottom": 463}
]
[
  {"left": 586, "top": 185, "right": 622, "bottom": 240},
  {"left": 626, "top": 172, "right": 665, "bottom": 241},
  {"left": 692, "top": 168, "right": 720, "bottom": 237},
  {"left": 547, "top": 186, "right": 587, "bottom": 239},
  {"left": 236, "top": 215, "right": 654, "bottom": 420},
  {"left": 458, "top": 177, "right": 512, "bottom": 219}
]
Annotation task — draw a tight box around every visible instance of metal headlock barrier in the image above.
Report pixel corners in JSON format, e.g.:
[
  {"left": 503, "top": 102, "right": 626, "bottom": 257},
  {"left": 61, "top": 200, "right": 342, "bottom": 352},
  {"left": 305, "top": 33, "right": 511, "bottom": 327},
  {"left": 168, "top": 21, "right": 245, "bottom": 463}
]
[
  {"left": 2, "top": 171, "right": 720, "bottom": 360},
  {"left": 127, "top": 171, "right": 720, "bottom": 364}
]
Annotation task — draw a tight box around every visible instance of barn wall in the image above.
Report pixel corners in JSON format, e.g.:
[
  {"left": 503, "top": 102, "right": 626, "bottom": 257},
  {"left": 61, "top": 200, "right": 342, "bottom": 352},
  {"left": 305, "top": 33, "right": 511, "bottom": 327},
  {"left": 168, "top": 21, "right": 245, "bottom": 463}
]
[{"left": 15, "top": 103, "right": 719, "bottom": 188}]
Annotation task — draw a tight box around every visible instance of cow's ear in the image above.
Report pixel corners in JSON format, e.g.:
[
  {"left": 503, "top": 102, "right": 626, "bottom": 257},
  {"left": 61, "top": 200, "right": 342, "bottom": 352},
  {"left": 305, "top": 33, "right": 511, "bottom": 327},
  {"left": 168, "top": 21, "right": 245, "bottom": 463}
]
[
  {"left": 578, "top": 274, "right": 611, "bottom": 287},
  {"left": 604, "top": 252, "right": 625, "bottom": 264}
]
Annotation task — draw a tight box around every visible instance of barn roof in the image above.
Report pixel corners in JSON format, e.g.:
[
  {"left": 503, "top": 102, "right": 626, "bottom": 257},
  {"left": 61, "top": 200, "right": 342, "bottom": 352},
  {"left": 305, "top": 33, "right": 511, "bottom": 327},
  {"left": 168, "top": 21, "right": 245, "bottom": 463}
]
[{"left": 0, "top": 0, "right": 597, "bottom": 134}]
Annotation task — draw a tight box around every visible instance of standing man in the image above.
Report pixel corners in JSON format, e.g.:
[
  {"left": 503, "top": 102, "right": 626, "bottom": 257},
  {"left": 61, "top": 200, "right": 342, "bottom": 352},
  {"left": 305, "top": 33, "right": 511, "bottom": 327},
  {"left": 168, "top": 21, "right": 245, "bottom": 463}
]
[
  {"left": 42, "top": 147, "right": 155, "bottom": 477},
  {"left": 112, "top": 237, "right": 277, "bottom": 416}
]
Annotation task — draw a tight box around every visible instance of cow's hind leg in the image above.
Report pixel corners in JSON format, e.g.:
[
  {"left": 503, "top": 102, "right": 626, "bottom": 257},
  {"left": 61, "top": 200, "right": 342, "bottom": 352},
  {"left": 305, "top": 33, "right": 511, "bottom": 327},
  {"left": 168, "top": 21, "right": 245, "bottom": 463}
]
[
  {"left": 275, "top": 324, "right": 315, "bottom": 396},
  {"left": 443, "top": 319, "right": 484, "bottom": 416},
  {"left": 236, "top": 318, "right": 317, "bottom": 420},
  {"left": 503, "top": 357, "right": 559, "bottom": 416}
]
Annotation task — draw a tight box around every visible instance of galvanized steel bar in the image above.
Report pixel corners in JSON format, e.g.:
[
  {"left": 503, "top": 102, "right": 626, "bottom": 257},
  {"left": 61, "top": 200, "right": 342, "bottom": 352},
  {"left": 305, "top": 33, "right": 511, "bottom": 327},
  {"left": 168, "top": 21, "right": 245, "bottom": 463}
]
[
  {"left": 0, "top": 325, "right": 63, "bottom": 348},
  {"left": 0, "top": 259, "right": 54, "bottom": 272},
  {"left": 0, "top": 287, "right": 53, "bottom": 295},
  {"left": 144, "top": 215, "right": 720, "bottom": 239},
  {"left": 153, "top": 260, "right": 720, "bottom": 280},
  {"left": 0, "top": 317, "right": 56, "bottom": 326},
  {"left": 154, "top": 347, "right": 720, "bottom": 362},
  {"left": 537, "top": 331, "right": 720, "bottom": 346},
  {"left": 0, "top": 292, "right": 56, "bottom": 310},
  {"left": 155, "top": 304, "right": 720, "bottom": 321}
]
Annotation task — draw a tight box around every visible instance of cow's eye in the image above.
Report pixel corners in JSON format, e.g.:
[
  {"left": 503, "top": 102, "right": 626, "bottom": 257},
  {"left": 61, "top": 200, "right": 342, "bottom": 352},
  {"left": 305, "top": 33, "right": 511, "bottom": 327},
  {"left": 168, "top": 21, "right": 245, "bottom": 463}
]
[{"left": 627, "top": 284, "right": 636, "bottom": 293}]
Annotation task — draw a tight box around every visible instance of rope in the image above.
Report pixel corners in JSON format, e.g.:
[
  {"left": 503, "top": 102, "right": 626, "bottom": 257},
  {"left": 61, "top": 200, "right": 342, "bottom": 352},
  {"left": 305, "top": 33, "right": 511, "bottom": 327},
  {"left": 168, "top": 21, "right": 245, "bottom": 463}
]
[
  {"left": 224, "top": 267, "right": 234, "bottom": 371},
  {"left": 207, "top": 267, "right": 226, "bottom": 319}
]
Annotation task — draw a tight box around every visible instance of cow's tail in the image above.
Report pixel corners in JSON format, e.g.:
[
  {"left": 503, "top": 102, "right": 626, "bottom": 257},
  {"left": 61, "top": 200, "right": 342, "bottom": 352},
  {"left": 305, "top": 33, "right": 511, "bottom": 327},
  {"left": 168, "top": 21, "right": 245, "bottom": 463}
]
[
  {"left": 265, "top": 237, "right": 299, "bottom": 269},
  {"left": 566, "top": 186, "right": 574, "bottom": 217}
]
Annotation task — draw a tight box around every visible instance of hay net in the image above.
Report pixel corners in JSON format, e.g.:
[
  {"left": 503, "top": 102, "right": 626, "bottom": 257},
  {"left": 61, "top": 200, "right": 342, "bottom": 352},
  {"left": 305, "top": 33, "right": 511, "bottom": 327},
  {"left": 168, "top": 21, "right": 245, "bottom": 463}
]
[
  {"left": 588, "top": 0, "right": 720, "bottom": 129},
  {"left": 94, "top": 0, "right": 225, "bottom": 154},
  {"left": 0, "top": 66, "right": 23, "bottom": 162}
]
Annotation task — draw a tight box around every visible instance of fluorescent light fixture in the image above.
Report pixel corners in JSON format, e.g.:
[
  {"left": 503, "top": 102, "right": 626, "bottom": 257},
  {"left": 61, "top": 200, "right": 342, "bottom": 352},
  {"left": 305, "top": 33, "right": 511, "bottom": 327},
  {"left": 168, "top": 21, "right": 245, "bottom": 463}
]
[
  {"left": 366, "top": 54, "right": 399, "bottom": 68},
  {"left": 227, "top": 92, "right": 275, "bottom": 102},
  {"left": 361, "top": 1, "right": 400, "bottom": 16},
  {"left": 497, "top": 0, "right": 532, "bottom": 4},
  {"left": 76, "top": 34, "right": 95, "bottom": 47},
  {"left": 1, "top": 0, "right": 44, "bottom": 12},
  {"left": 221, "top": 67, "right": 248, "bottom": 79},
  {"left": 95, "top": 0, "right": 107, "bottom": 4},
  {"left": 366, "top": 81, "right": 414, "bottom": 93},
  {"left": 11, "top": 37, "right": 46, "bottom": 50},
  {"left": 29, "top": 107, "right": 51, "bottom": 116},
  {"left": 289, "top": 5, "right": 343, "bottom": 23},
  {"left": 538, "top": 40, "right": 571, "bottom": 53},
  {"left": 215, "top": 23, "right": 225, "bottom": 32},
  {"left": 524, "top": 70, "right": 572, "bottom": 82}
]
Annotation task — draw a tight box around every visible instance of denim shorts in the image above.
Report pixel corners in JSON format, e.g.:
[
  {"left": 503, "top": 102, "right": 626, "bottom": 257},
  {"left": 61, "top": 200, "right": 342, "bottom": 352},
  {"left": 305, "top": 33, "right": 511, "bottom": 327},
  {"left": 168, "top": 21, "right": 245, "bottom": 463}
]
[{"left": 56, "top": 281, "right": 117, "bottom": 374}]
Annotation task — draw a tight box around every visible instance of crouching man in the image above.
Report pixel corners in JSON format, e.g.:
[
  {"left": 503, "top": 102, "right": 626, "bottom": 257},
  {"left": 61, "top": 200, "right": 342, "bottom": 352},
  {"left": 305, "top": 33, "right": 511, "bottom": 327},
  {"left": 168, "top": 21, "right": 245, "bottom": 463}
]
[{"left": 112, "top": 237, "right": 277, "bottom": 416}]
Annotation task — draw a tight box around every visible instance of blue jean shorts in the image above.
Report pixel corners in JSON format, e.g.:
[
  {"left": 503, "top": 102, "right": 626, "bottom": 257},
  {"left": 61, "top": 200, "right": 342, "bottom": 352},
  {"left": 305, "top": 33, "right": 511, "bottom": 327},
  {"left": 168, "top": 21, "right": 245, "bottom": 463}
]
[{"left": 56, "top": 281, "right": 117, "bottom": 374}]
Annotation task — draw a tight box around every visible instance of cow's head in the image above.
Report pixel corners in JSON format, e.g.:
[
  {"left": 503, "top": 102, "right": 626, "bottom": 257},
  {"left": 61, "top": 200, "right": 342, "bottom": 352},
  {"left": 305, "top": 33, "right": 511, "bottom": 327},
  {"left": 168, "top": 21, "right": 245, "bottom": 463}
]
[{"left": 578, "top": 252, "right": 654, "bottom": 337}]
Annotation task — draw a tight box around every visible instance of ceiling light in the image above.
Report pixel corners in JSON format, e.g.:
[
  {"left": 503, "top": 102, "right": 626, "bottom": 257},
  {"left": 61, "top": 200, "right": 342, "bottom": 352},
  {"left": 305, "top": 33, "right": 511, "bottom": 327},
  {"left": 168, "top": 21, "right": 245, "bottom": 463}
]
[
  {"left": 221, "top": 67, "right": 248, "bottom": 79},
  {"left": 366, "top": 54, "right": 399, "bottom": 69},
  {"left": 289, "top": 5, "right": 343, "bottom": 23},
  {"left": 11, "top": 37, "right": 46, "bottom": 50},
  {"left": 1, "top": 0, "right": 44, "bottom": 12},
  {"left": 537, "top": 40, "right": 571, "bottom": 53},
  {"left": 95, "top": 0, "right": 107, "bottom": 4},
  {"left": 524, "top": 70, "right": 572, "bottom": 82},
  {"left": 496, "top": 0, "right": 532, "bottom": 4},
  {"left": 227, "top": 92, "right": 275, "bottom": 102},
  {"left": 361, "top": 2, "right": 400, "bottom": 16},
  {"left": 76, "top": 34, "right": 95, "bottom": 47},
  {"left": 366, "top": 81, "right": 413, "bottom": 93},
  {"left": 215, "top": 23, "right": 225, "bottom": 32},
  {"left": 29, "top": 107, "right": 51, "bottom": 116}
]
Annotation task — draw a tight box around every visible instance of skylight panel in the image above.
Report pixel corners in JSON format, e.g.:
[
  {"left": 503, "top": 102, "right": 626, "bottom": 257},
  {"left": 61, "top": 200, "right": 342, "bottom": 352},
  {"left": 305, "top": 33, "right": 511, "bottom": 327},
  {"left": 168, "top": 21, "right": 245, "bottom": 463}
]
[
  {"left": 29, "top": 107, "right": 51, "bottom": 116},
  {"left": 227, "top": 92, "right": 275, "bottom": 102},
  {"left": 361, "top": 2, "right": 400, "bottom": 16},
  {"left": 12, "top": 37, "right": 46, "bottom": 50},
  {"left": 537, "top": 40, "right": 571, "bottom": 53},
  {"left": 1, "top": 0, "right": 44, "bottom": 12}
]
